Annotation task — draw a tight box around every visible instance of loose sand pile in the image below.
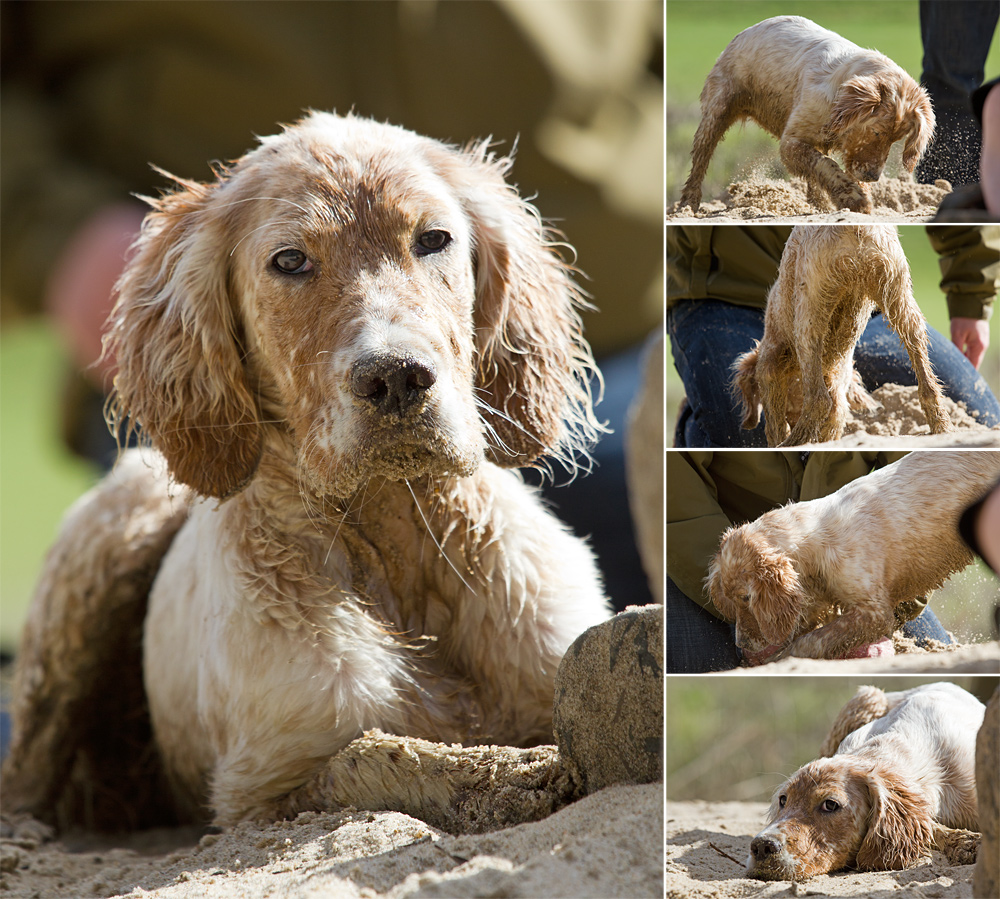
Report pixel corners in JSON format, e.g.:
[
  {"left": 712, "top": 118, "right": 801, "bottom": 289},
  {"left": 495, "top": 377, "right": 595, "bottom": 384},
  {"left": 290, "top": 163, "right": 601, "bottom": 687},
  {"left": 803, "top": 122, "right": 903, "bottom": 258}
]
[
  {"left": 667, "top": 800, "right": 977, "bottom": 898},
  {"left": 0, "top": 781, "right": 662, "bottom": 899},
  {"left": 666, "top": 175, "right": 951, "bottom": 222},
  {"left": 806, "top": 383, "right": 1000, "bottom": 448}
]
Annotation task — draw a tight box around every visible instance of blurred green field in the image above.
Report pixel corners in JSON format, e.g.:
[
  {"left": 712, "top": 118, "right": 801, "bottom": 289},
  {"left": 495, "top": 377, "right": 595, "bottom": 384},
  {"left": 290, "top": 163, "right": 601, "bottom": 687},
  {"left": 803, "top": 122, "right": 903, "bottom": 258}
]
[
  {"left": 667, "top": 676, "right": 998, "bottom": 802},
  {"left": 666, "top": 0, "right": 1000, "bottom": 204},
  {"left": 0, "top": 321, "right": 101, "bottom": 651}
]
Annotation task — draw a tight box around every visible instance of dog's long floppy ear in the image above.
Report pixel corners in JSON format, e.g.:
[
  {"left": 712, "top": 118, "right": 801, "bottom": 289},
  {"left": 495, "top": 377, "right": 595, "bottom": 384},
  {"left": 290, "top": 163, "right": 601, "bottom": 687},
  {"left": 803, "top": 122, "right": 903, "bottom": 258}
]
[
  {"left": 827, "top": 75, "right": 884, "bottom": 136},
  {"left": 104, "top": 174, "right": 262, "bottom": 498},
  {"left": 901, "top": 83, "right": 935, "bottom": 173},
  {"left": 746, "top": 536, "right": 800, "bottom": 646},
  {"left": 855, "top": 767, "right": 935, "bottom": 871},
  {"left": 431, "top": 141, "right": 602, "bottom": 470}
]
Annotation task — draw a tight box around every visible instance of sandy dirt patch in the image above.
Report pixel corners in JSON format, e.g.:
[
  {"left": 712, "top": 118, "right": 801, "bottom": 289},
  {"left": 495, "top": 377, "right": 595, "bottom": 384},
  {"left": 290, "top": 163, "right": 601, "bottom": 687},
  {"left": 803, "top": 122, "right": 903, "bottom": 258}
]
[
  {"left": 0, "top": 782, "right": 662, "bottom": 899},
  {"left": 669, "top": 384, "right": 1000, "bottom": 449},
  {"left": 666, "top": 800, "right": 977, "bottom": 898},
  {"left": 803, "top": 383, "right": 1000, "bottom": 448},
  {"left": 744, "top": 640, "right": 1000, "bottom": 676},
  {"left": 666, "top": 175, "right": 951, "bottom": 223}
]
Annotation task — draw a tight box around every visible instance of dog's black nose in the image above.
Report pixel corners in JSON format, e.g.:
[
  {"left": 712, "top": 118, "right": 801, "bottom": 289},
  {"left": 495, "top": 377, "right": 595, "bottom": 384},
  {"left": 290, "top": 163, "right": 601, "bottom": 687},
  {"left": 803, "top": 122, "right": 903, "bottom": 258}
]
[
  {"left": 350, "top": 352, "right": 437, "bottom": 415},
  {"left": 750, "top": 835, "right": 781, "bottom": 862}
]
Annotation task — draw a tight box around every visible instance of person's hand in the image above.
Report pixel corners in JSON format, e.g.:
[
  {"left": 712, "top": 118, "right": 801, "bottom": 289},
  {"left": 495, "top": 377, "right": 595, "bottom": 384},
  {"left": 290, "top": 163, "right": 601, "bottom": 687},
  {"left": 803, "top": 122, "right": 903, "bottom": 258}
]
[
  {"left": 974, "top": 484, "right": 1000, "bottom": 573},
  {"left": 44, "top": 203, "right": 147, "bottom": 388},
  {"left": 950, "top": 316, "right": 990, "bottom": 369}
]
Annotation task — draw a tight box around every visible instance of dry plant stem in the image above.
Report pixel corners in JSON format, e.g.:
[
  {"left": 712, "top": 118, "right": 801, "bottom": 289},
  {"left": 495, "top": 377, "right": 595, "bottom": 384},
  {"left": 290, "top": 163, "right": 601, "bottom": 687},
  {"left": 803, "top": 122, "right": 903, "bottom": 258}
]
[{"left": 261, "top": 730, "right": 582, "bottom": 835}]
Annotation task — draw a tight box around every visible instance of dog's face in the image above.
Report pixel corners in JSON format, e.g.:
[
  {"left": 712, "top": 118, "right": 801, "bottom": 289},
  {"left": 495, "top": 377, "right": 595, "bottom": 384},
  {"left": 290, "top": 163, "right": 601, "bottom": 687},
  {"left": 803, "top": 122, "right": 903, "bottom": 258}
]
[
  {"left": 706, "top": 526, "right": 802, "bottom": 651},
  {"left": 106, "top": 113, "right": 598, "bottom": 499},
  {"left": 749, "top": 755, "right": 937, "bottom": 879},
  {"left": 223, "top": 129, "right": 484, "bottom": 497},
  {"left": 747, "top": 759, "right": 871, "bottom": 880},
  {"left": 828, "top": 74, "right": 935, "bottom": 182}
]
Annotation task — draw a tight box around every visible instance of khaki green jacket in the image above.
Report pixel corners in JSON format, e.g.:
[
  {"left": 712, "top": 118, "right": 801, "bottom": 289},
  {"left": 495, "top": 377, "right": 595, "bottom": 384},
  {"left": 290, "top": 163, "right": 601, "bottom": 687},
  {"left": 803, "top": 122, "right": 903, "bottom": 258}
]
[
  {"left": 666, "top": 450, "right": 924, "bottom": 622},
  {"left": 666, "top": 225, "right": 998, "bottom": 321}
]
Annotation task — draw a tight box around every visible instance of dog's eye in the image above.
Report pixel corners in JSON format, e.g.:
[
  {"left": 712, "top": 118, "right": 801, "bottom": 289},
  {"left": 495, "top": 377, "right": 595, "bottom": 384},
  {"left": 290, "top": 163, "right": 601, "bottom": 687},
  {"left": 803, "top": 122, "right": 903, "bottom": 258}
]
[
  {"left": 820, "top": 799, "right": 840, "bottom": 813},
  {"left": 742, "top": 593, "right": 751, "bottom": 604},
  {"left": 272, "top": 248, "right": 313, "bottom": 274},
  {"left": 778, "top": 794, "right": 787, "bottom": 808},
  {"left": 415, "top": 229, "right": 452, "bottom": 256}
]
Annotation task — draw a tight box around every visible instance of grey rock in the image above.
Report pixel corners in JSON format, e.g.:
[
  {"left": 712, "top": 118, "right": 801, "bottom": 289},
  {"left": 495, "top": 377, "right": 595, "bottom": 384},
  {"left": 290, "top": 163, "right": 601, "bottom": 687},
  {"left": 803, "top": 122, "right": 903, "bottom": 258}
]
[{"left": 553, "top": 605, "right": 663, "bottom": 794}]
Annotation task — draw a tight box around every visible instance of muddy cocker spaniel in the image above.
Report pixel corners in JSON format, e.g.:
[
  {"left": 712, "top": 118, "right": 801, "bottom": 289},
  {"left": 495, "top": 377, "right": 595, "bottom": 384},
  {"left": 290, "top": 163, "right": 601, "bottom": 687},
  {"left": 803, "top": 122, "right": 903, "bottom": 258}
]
[{"left": 3, "top": 112, "right": 612, "bottom": 828}]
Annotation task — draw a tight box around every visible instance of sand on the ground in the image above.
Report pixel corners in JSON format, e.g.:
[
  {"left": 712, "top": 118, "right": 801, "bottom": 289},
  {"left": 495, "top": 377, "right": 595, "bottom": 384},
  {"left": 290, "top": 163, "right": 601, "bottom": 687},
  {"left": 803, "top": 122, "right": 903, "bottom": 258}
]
[
  {"left": 742, "top": 640, "right": 1000, "bottom": 676},
  {"left": 665, "top": 175, "right": 950, "bottom": 222},
  {"left": 771, "top": 383, "right": 1000, "bottom": 449},
  {"left": 666, "top": 800, "right": 978, "bottom": 899},
  {"left": 0, "top": 781, "right": 663, "bottom": 899}
]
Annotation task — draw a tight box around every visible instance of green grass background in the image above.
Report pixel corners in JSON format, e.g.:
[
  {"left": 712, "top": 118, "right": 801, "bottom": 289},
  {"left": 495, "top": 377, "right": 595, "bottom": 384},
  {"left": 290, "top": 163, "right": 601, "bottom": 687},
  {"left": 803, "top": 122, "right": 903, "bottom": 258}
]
[
  {"left": 0, "top": 321, "right": 101, "bottom": 650},
  {"left": 667, "top": 0, "right": 1000, "bottom": 204},
  {"left": 667, "top": 676, "right": 997, "bottom": 802}
]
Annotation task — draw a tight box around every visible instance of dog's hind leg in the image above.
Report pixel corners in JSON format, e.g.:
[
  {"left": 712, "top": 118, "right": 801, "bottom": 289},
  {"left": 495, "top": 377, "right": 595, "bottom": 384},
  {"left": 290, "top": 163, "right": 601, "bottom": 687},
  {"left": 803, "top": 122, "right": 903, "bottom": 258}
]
[
  {"left": 877, "top": 268, "right": 952, "bottom": 434},
  {"left": 819, "top": 685, "right": 889, "bottom": 757},
  {"left": 679, "top": 74, "right": 741, "bottom": 211}
]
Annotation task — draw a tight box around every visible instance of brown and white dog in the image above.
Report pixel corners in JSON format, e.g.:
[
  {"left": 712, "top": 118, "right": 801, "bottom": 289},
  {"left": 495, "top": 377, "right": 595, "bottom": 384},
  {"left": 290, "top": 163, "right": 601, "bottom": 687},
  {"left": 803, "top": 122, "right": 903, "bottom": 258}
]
[
  {"left": 748, "top": 683, "right": 983, "bottom": 880},
  {"left": 734, "top": 225, "right": 951, "bottom": 447},
  {"left": 678, "top": 16, "right": 935, "bottom": 214},
  {"left": 707, "top": 451, "right": 1000, "bottom": 661},
  {"left": 3, "top": 112, "right": 611, "bottom": 828}
]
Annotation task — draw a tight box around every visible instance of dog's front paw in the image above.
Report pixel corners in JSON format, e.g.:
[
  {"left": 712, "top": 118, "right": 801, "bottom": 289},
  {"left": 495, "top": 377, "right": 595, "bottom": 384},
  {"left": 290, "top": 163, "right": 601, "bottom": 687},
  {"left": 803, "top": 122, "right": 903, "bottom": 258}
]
[
  {"left": 835, "top": 185, "right": 873, "bottom": 214},
  {"left": 741, "top": 644, "right": 787, "bottom": 666},
  {"left": 935, "top": 826, "right": 980, "bottom": 866},
  {"left": 787, "top": 633, "right": 827, "bottom": 659}
]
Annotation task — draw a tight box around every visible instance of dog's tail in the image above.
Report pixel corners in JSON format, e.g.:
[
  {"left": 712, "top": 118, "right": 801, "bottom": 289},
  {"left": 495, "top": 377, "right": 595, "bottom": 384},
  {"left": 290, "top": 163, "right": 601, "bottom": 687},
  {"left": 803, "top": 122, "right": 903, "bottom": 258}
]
[{"left": 732, "top": 344, "right": 762, "bottom": 429}]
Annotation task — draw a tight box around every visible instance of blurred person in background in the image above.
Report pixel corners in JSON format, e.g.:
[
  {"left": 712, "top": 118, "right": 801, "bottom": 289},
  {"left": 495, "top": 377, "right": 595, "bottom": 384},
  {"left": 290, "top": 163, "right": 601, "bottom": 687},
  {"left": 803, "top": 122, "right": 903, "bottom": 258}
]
[
  {"left": 0, "top": 0, "right": 664, "bottom": 612},
  {"left": 666, "top": 450, "right": 958, "bottom": 673}
]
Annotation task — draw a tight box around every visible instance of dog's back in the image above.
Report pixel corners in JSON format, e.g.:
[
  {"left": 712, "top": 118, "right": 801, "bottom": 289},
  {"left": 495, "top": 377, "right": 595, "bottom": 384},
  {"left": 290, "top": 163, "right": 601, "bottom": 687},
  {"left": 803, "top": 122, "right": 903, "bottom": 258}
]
[{"left": 705, "top": 17, "right": 889, "bottom": 137}]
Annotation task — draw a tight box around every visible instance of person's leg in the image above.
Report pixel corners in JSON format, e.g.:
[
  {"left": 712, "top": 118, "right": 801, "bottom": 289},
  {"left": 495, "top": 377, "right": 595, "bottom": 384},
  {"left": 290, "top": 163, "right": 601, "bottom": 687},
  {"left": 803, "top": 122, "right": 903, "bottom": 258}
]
[
  {"left": 667, "top": 300, "right": 769, "bottom": 447},
  {"left": 855, "top": 314, "right": 1000, "bottom": 426},
  {"left": 916, "top": 0, "right": 1000, "bottom": 184},
  {"left": 899, "top": 606, "right": 953, "bottom": 646},
  {"left": 666, "top": 577, "right": 742, "bottom": 673},
  {"left": 530, "top": 343, "right": 655, "bottom": 613}
]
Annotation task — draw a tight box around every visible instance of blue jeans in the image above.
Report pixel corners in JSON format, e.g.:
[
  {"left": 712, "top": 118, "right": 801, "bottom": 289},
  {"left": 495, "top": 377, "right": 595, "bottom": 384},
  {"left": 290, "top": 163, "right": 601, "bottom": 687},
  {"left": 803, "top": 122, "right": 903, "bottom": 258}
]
[
  {"left": 916, "top": 0, "right": 999, "bottom": 184},
  {"left": 667, "top": 299, "right": 1000, "bottom": 447},
  {"left": 666, "top": 577, "right": 952, "bottom": 674},
  {"left": 527, "top": 340, "right": 656, "bottom": 613}
]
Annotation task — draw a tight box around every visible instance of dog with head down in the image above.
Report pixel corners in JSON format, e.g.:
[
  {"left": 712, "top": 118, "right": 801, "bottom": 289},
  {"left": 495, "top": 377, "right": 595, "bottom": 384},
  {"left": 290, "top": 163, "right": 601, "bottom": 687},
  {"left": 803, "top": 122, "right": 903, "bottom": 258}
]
[
  {"left": 748, "top": 682, "right": 983, "bottom": 881},
  {"left": 706, "top": 451, "right": 1000, "bottom": 662},
  {"left": 733, "top": 225, "right": 951, "bottom": 447},
  {"left": 678, "top": 15, "right": 935, "bottom": 214}
]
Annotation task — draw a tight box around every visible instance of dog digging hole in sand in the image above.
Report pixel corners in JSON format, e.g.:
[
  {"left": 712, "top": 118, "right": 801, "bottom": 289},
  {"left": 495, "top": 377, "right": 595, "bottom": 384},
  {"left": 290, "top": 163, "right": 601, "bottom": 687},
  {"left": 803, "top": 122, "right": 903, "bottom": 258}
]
[
  {"left": 671, "top": 174, "right": 953, "bottom": 219},
  {"left": 843, "top": 383, "right": 992, "bottom": 438}
]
